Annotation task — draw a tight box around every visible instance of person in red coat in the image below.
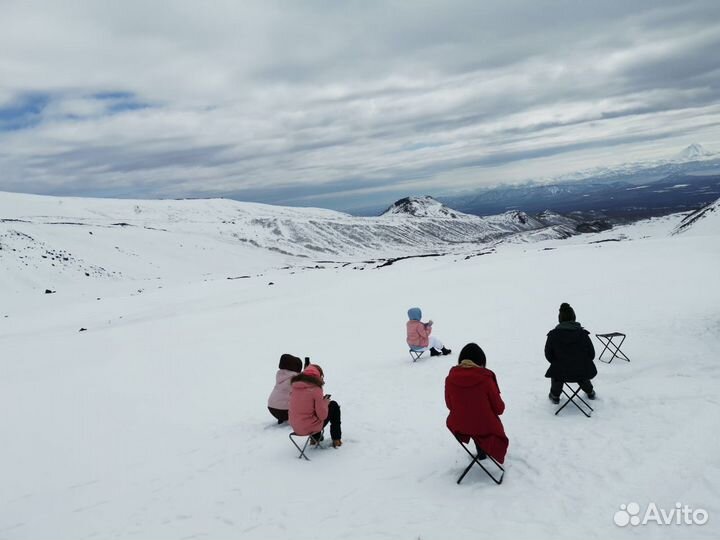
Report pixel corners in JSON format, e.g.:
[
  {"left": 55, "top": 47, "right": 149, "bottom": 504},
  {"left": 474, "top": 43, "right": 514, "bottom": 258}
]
[{"left": 445, "top": 343, "right": 508, "bottom": 463}]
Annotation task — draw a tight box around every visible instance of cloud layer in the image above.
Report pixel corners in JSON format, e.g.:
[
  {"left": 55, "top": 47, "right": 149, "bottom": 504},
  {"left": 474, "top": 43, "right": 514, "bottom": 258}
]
[{"left": 1, "top": 0, "right": 720, "bottom": 211}]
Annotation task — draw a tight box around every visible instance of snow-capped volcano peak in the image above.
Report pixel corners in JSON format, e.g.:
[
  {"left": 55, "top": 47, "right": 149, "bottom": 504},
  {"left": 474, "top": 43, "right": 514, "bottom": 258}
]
[
  {"left": 381, "top": 196, "right": 462, "bottom": 218},
  {"left": 677, "top": 143, "right": 713, "bottom": 161}
]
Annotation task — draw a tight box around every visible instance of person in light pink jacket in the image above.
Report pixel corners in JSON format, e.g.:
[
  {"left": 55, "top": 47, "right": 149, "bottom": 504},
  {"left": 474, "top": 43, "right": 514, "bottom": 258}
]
[
  {"left": 289, "top": 364, "right": 342, "bottom": 448},
  {"left": 406, "top": 307, "right": 452, "bottom": 356},
  {"left": 267, "top": 354, "right": 303, "bottom": 424}
]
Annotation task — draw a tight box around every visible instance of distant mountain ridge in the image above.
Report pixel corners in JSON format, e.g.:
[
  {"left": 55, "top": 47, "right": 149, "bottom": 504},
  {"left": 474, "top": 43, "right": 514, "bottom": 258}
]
[
  {"left": 0, "top": 192, "right": 594, "bottom": 286},
  {"left": 439, "top": 169, "right": 720, "bottom": 219},
  {"left": 432, "top": 144, "right": 720, "bottom": 218}
]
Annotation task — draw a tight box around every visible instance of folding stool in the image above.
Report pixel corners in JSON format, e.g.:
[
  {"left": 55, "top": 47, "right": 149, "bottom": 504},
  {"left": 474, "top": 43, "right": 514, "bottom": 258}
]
[
  {"left": 409, "top": 347, "right": 427, "bottom": 362},
  {"left": 595, "top": 332, "right": 630, "bottom": 364},
  {"left": 554, "top": 383, "right": 594, "bottom": 418},
  {"left": 453, "top": 434, "right": 505, "bottom": 485},
  {"left": 289, "top": 430, "right": 324, "bottom": 461}
]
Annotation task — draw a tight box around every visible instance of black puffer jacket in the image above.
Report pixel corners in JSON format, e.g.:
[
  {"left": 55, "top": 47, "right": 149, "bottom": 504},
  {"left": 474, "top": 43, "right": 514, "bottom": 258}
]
[{"left": 544, "top": 322, "right": 597, "bottom": 381}]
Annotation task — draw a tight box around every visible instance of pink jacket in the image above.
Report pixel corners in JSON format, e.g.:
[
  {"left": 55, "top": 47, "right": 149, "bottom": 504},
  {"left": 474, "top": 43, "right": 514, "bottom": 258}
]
[
  {"left": 267, "top": 369, "right": 297, "bottom": 410},
  {"left": 289, "top": 379, "right": 329, "bottom": 436},
  {"left": 407, "top": 320, "right": 431, "bottom": 348}
]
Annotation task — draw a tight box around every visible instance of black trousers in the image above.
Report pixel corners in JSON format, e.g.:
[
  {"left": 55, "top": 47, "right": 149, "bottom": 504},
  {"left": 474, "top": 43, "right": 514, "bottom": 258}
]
[
  {"left": 551, "top": 378, "right": 594, "bottom": 397},
  {"left": 268, "top": 407, "right": 289, "bottom": 423},
  {"left": 312, "top": 400, "right": 341, "bottom": 441}
]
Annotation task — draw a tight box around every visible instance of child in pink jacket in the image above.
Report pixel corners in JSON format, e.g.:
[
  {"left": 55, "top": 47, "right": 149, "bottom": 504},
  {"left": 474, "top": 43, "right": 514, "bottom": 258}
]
[
  {"left": 289, "top": 364, "right": 342, "bottom": 448},
  {"left": 267, "top": 354, "right": 303, "bottom": 424},
  {"left": 406, "top": 307, "right": 452, "bottom": 356}
]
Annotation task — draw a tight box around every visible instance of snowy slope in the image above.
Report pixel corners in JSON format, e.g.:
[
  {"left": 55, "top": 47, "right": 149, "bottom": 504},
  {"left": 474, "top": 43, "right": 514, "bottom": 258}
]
[
  {"left": 672, "top": 197, "right": 720, "bottom": 236},
  {"left": 1, "top": 196, "right": 719, "bottom": 540},
  {"left": 0, "top": 192, "right": 573, "bottom": 293}
]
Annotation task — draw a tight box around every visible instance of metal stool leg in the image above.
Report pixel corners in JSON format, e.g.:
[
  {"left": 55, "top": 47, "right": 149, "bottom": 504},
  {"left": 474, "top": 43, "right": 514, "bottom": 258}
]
[
  {"left": 597, "top": 336, "right": 614, "bottom": 363},
  {"left": 454, "top": 436, "right": 504, "bottom": 485},
  {"left": 607, "top": 335, "right": 630, "bottom": 362},
  {"left": 555, "top": 383, "right": 593, "bottom": 417},
  {"left": 289, "top": 432, "right": 311, "bottom": 461}
]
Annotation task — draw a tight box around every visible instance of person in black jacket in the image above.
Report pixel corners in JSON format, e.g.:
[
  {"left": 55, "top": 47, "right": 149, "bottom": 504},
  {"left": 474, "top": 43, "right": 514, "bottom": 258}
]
[{"left": 545, "top": 302, "right": 597, "bottom": 403}]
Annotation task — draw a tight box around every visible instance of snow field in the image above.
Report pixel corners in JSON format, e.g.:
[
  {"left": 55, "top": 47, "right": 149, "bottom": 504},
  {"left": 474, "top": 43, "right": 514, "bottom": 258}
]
[{"left": 1, "top": 213, "right": 719, "bottom": 539}]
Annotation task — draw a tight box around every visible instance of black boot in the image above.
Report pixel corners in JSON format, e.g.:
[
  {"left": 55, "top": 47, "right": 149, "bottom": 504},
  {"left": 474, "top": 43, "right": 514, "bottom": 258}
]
[
  {"left": 474, "top": 446, "right": 487, "bottom": 460},
  {"left": 548, "top": 392, "right": 560, "bottom": 404},
  {"left": 430, "top": 347, "right": 442, "bottom": 356},
  {"left": 441, "top": 347, "right": 452, "bottom": 355}
]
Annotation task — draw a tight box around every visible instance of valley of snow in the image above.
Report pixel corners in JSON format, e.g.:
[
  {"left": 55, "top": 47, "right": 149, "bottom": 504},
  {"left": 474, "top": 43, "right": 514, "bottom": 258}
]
[{"left": 1, "top": 193, "right": 719, "bottom": 540}]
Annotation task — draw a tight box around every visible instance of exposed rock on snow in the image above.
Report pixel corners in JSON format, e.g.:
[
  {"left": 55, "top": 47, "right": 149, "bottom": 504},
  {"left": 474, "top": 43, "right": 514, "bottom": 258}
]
[
  {"left": 672, "top": 197, "right": 720, "bottom": 235},
  {"left": 381, "top": 196, "right": 464, "bottom": 218}
]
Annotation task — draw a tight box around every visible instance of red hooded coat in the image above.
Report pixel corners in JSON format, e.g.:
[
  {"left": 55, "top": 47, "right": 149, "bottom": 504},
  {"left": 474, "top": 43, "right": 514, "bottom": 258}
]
[{"left": 445, "top": 363, "right": 509, "bottom": 463}]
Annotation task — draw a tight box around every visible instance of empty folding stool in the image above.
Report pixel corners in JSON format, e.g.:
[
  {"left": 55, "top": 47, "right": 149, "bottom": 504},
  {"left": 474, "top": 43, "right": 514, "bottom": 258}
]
[
  {"left": 554, "top": 382, "right": 594, "bottom": 418},
  {"left": 595, "top": 332, "right": 630, "bottom": 364},
  {"left": 453, "top": 434, "right": 505, "bottom": 485}
]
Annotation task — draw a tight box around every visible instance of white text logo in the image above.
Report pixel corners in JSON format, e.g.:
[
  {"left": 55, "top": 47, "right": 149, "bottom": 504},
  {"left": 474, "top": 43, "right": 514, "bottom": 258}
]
[{"left": 614, "top": 502, "right": 709, "bottom": 527}]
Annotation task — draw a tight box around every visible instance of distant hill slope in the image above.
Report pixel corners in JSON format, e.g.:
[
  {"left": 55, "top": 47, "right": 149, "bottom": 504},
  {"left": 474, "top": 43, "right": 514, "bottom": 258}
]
[
  {"left": 0, "top": 192, "right": 580, "bottom": 288},
  {"left": 672, "top": 197, "right": 720, "bottom": 235},
  {"left": 381, "top": 196, "right": 468, "bottom": 218}
]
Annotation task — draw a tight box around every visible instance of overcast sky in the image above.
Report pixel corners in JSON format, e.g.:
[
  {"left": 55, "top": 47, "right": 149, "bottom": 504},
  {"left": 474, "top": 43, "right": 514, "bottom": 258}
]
[{"left": 1, "top": 0, "right": 719, "bottom": 212}]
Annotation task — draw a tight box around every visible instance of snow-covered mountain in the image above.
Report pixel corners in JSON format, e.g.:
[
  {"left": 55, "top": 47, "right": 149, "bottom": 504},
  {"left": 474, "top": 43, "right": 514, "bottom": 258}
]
[
  {"left": 0, "top": 192, "right": 582, "bottom": 290},
  {"left": 553, "top": 143, "right": 717, "bottom": 183},
  {"left": 381, "top": 196, "right": 465, "bottom": 218},
  {"left": 440, "top": 144, "right": 720, "bottom": 218},
  {"left": 673, "top": 196, "right": 720, "bottom": 235},
  {"left": 677, "top": 143, "right": 714, "bottom": 161}
]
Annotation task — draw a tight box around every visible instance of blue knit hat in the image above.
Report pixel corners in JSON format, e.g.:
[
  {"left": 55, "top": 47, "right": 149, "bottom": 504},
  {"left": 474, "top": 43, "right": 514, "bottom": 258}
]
[{"left": 407, "top": 307, "right": 422, "bottom": 321}]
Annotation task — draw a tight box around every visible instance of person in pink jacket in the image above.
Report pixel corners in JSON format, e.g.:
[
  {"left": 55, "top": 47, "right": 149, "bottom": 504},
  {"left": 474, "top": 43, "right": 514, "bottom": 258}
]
[
  {"left": 406, "top": 307, "right": 451, "bottom": 356},
  {"left": 267, "top": 353, "right": 303, "bottom": 424},
  {"left": 289, "top": 364, "right": 342, "bottom": 448}
]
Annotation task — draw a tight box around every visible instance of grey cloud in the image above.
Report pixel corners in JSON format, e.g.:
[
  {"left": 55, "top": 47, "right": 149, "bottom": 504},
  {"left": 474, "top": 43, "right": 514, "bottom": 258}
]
[
  {"left": 25, "top": 143, "right": 237, "bottom": 174},
  {"left": 1, "top": 0, "right": 720, "bottom": 210}
]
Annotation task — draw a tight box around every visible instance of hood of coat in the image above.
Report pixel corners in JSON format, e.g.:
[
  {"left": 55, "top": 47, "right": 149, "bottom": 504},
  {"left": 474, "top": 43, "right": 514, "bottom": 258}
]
[
  {"left": 291, "top": 373, "right": 324, "bottom": 388},
  {"left": 548, "top": 323, "right": 590, "bottom": 343},
  {"left": 446, "top": 364, "right": 497, "bottom": 388},
  {"left": 278, "top": 354, "right": 302, "bottom": 373},
  {"left": 554, "top": 321, "right": 584, "bottom": 331}
]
